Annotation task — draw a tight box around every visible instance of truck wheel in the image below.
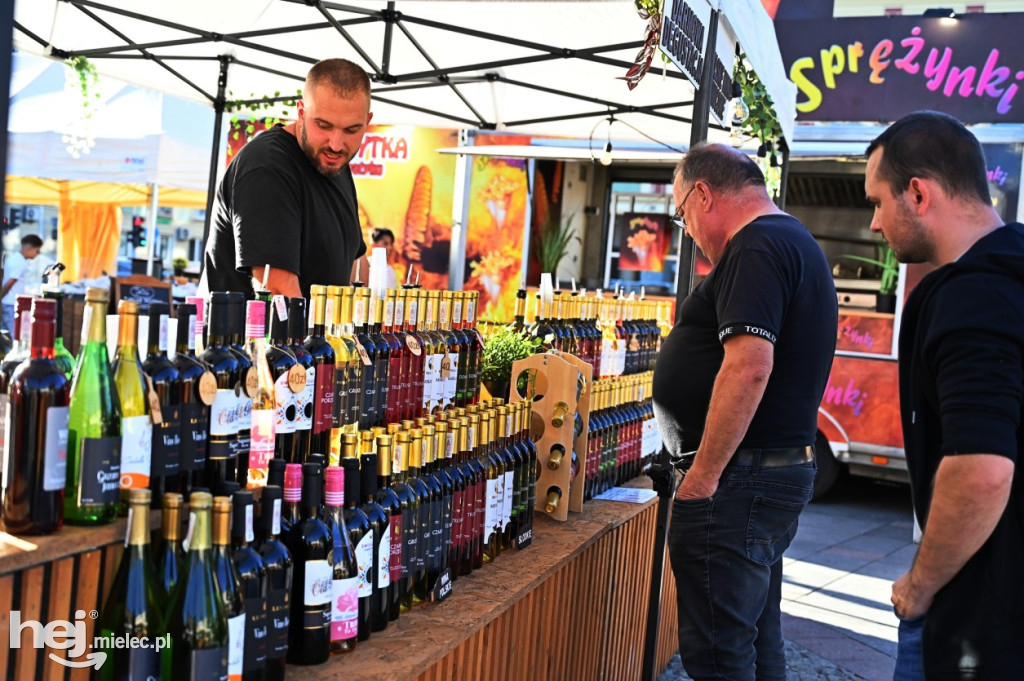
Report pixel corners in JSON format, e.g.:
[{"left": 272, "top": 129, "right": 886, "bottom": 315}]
[{"left": 812, "top": 432, "right": 842, "bottom": 500}]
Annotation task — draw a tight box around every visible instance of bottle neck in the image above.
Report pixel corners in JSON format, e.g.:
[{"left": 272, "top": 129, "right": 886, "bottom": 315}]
[
  {"left": 118, "top": 311, "right": 139, "bottom": 349},
  {"left": 127, "top": 501, "right": 151, "bottom": 546},
  {"left": 189, "top": 508, "right": 212, "bottom": 552},
  {"left": 162, "top": 506, "right": 182, "bottom": 542},
  {"left": 30, "top": 317, "right": 56, "bottom": 360}
]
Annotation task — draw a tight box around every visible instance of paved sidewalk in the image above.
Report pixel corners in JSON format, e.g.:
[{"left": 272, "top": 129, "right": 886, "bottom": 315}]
[{"left": 658, "top": 477, "right": 915, "bottom": 680}]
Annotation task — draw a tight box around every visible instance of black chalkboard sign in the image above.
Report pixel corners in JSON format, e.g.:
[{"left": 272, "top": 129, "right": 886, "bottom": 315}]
[{"left": 109, "top": 275, "right": 172, "bottom": 315}]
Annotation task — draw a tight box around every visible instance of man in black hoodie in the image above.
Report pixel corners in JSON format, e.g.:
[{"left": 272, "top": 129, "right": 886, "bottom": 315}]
[{"left": 867, "top": 111, "right": 1022, "bottom": 680}]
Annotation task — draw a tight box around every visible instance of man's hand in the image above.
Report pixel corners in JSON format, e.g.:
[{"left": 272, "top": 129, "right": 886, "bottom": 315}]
[
  {"left": 892, "top": 570, "right": 934, "bottom": 620},
  {"left": 675, "top": 467, "right": 719, "bottom": 500}
]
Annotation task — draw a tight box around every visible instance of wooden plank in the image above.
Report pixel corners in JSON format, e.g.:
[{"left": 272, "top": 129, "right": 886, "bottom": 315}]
[
  {"left": 69, "top": 550, "right": 102, "bottom": 681},
  {"left": 13, "top": 566, "right": 45, "bottom": 681},
  {"left": 42, "top": 557, "right": 75, "bottom": 681},
  {"left": 0, "top": 574, "right": 13, "bottom": 678}
]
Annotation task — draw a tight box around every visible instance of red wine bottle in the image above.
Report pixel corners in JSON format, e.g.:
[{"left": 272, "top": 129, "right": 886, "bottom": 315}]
[
  {"left": 359, "top": 452, "right": 390, "bottom": 633},
  {"left": 231, "top": 490, "right": 267, "bottom": 681},
  {"left": 373, "top": 434, "right": 403, "bottom": 620},
  {"left": 266, "top": 297, "right": 300, "bottom": 464},
  {"left": 200, "top": 293, "right": 241, "bottom": 490},
  {"left": 285, "top": 462, "right": 332, "bottom": 665},
  {"left": 227, "top": 292, "right": 254, "bottom": 488},
  {"left": 281, "top": 463, "right": 302, "bottom": 536},
  {"left": 340, "top": 448, "right": 372, "bottom": 642},
  {"left": 142, "top": 302, "right": 181, "bottom": 507},
  {"left": 173, "top": 303, "right": 211, "bottom": 495},
  {"left": 324, "top": 465, "right": 358, "bottom": 653},
  {"left": 255, "top": 485, "right": 292, "bottom": 681},
  {"left": 1, "top": 298, "right": 70, "bottom": 535},
  {"left": 304, "top": 286, "right": 336, "bottom": 459},
  {"left": 287, "top": 298, "right": 314, "bottom": 464}
]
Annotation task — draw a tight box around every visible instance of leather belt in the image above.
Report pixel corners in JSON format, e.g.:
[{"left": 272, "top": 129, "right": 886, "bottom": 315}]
[
  {"left": 731, "top": 446, "right": 814, "bottom": 468},
  {"left": 674, "top": 446, "right": 814, "bottom": 472}
]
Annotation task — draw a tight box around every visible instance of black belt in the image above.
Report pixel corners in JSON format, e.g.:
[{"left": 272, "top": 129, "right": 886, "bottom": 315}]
[{"left": 675, "top": 446, "right": 813, "bottom": 471}]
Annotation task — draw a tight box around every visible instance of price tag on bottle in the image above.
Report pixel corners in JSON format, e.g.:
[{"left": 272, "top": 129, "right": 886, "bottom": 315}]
[
  {"left": 405, "top": 334, "right": 422, "bottom": 356},
  {"left": 145, "top": 375, "right": 164, "bottom": 425},
  {"left": 273, "top": 295, "right": 288, "bottom": 322},
  {"left": 440, "top": 348, "right": 452, "bottom": 379},
  {"left": 355, "top": 341, "right": 372, "bottom": 367},
  {"left": 287, "top": 364, "right": 307, "bottom": 393},
  {"left": 198, "top": 371, "right": 218, "bottom": 406},
  {"left": 245, "top": 367, "right": 259, "bottom": 399}
]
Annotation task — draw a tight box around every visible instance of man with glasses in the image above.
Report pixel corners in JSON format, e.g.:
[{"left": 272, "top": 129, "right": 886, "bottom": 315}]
[{"left": 653, "top": 143, "right": 837, "bottom": 681}]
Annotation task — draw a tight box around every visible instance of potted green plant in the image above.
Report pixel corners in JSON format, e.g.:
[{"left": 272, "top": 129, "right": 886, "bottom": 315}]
[
  {"left": 481, "top": 325, "right": 546, "bottom": 401},
  {"left": 842, "top": 244, "right": 899, "bottom": 313},
  {"left": 172, "top": 257, "right": 189, "bottom": 277},
  {"left": 534, "top": 213, "right": 579, "bottom": 275}
]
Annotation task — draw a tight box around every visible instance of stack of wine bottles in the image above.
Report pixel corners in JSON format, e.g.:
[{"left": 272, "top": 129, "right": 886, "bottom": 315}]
[
  {"left": 0, "top": 284, "right": 489, "bottom": 536},
  {"left": 94, "top": 396, "right": 538, "bottom": 677},
  {"left": 514, "top": 286, "right": 671, "bottom": 380},
  {"left": 583, "top": 373, "right": 661, "bottom": 499}
]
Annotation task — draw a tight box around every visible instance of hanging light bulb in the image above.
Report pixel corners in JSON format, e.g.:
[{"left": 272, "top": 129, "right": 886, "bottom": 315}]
[
  {"left": 729, "top": 95, "right": 750, "bottom": 128},
  {"left": 600, "top": 141, "right": 613, "bottom": 166}
]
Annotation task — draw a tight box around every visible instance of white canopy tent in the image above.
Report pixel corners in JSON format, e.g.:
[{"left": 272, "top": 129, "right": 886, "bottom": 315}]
[{"left": 12, "top": 0, "right": 795, "bottom": 152}]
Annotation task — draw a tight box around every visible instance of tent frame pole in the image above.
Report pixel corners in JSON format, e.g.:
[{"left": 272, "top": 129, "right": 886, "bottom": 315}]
[
  {"left": 642, "top": 10, "right": 720, "bottom": 681},
  {"left": 201, "top": 57, "right": 231, "bottom": 262}
]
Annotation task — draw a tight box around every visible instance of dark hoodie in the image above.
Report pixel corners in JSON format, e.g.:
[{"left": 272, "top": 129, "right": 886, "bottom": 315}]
[{"left": 899, "top": 222, "right": 1024, "bottom": 679}]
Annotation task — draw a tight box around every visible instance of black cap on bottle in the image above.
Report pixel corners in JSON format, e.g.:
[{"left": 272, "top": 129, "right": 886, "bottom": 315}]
[
  {"left": 359, "top": 454, "right": 378, "bottom": 498},
  {"left": 227, "top": 292, "right": 246, "bottom": 340},
  {"left": 287, "top": 297, "right": 307, "bottom": 342},
  {"left": 268, "top": 459, "right": 287, "bottom": 488},
  {"left": 175, "top": 303, "right": 196, "bottom": 348},
  {"left": 148, "top": 302, "right": 169, "bottom": 351},
  {"left": 308, "top": 452, "right": 325, "bottom": 468},
  {"left": 302, "top": 462, "right": 323, "bottom": 511},
  {"left": 218, "top": 480, "right": 240, "bottom": 497},
  {"left": 342, "top": 458, "right": 361, "bottom": 508},
  {"left": 231, "top": 490, "right": 254, "bottom": 541},
  {"left": 258, "top": 485, "right": 283, "bottom": 535},
  {"left": 208, "top": 292, "right": 231, "bottom": 338}
]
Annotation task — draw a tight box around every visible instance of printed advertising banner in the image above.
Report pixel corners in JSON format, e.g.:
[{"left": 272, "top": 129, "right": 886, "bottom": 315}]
[
  {"left": 617, "top": 213, "right": 671, "bottom": 272},
  {"left": 775, "top": 14, "right": 1024, "bottom": 123}
]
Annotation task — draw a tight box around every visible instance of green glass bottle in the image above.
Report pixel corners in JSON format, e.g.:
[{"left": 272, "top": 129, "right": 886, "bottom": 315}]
[
  {"left": 111, "top": 299, "right": 153, "bottom": 514},
  {"left": 165, "top": 491, "right": 228, "bottom": 680},
  {"left": 64, "top": 287, "right": 122, "bottom": 525},
  {"left": 98, "top": 488, "right": 166, "bottom": 680},
  {"left": 40, "top": 286, "right": 74, "bottom": 379}
]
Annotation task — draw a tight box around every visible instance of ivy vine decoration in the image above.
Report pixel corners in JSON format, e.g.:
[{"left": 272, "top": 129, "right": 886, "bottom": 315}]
[
  {"left": 224, "top": 88, "right": 302, "bottom": 157},
  {"left": 621, "top": 0, "right": 663, "bottom": 90},
  {"left": 733, "top": 54, "right": 784, "bottom": 198},
  {"left": 62, "top": 56, "right": 101, "bottom": 158}
]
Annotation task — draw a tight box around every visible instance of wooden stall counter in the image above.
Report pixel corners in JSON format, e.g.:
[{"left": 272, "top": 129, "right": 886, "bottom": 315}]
[{"left": 291, "top": 481, "right": 676, "bottom": 681}]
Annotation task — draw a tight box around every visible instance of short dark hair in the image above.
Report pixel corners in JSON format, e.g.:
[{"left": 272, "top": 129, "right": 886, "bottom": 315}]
[
  {"left": 372, "top": 228, "right": 395, "bottom": 244},
  {"left": 675, "top": 143, "right": 765, "bottom": 193},
  {"left": 20, "top": 234, "right": 43, "bottom": 249},
  {"left": 306, "top": 58, "right": 371, "bottom": 99},
  {"left": 866, "top": 111, "right": 990, "bottom": 204}
]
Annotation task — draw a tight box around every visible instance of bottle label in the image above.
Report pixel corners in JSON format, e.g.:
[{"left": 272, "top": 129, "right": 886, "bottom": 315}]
[
  {"left": 304, "top": 558, "right": 333, "bottom": 604},
  {"left": 227, "top": 612, "right": 245, "bottom": 681},
  {"left": 407, "top": 300, "right": 418, "bottom": 327},
  {"left": 405, "top": 334, "right": 422, "bottom": 355},
  {"left": 428, "top": 497, "right": 442, "bottom": 571},
  {"left": 235, "top": 384, "right": 253, "bottom": 433},
  {"left": 394, "top": 300, "right": 404, "bottom": 330},
  {"left": 400, "top": 506, "right": 414, "bottom": 578},
  {"left": 451, "top": 488, "right": 464, "bottom": 549},
  {"left": 377, "top": 523, "right": 391, "bottom": 588},
  {"left": 331, "top": 576, "right": 359, "bottom": 642},
  {"left": 266, "top": 584, "right": 289, "bottom": 660},
  {"left": 392, "top": 445, "right": 404, "bottom": 479},
  {"left": 313, "top": 363, "right": 335, "bottom": 434},
  {"left": 210, "top": 389, "right": 238, "bottom": 436},
  {"left": 118, "top": 646, "right": 160, "bottom": 681},
  {"left": 273, "top": 372, "right": 296, "bottom": 435},
  {"left": 502, "top": 470, "right": 515, "bottom": 532},
  {"left": 389, "top": 514, "right": 403, "bottom": 583},
  {"left": 418, "top": 502, "right": 430, "bottom": 571},
  {"left": 467, "top": 424, "right": 476, "bottom": 451},
  {"left": 444, "top": 351, "right": 458, "bottom": 405},
  {"left": 294, "top": 367, "right": 315, "bottom": 432},
  {"left": 484, "top": 478, "right": 498, "bottom": 545},
  {"left": 42, "top": 406, "right": 69, "bottom": 492},
  {"left": 384, "top": 300, "right": 395, "bottom": 328},
  {"left": 452, "top": 301, "right": 463, "bottom": 325},
  {"left": 243, "top": 596, "right": 267, "bottom": 671},
  {"left": 248, "top": 409, "right": 275, "bottom": 478},
  {"left": 119, "top": 415, "right": 153, "bottom": 490},
  {"left": 151, "top": 404, "right": 181, "bottom": 480},
  {"left": 333, "top": 364, "right": 347, "bottom": 428},
  {"left": 446, "top": 432, "right": 455, "bottom": 460},
  {"left": 158, "top": 315, "right": 169, "bottom": 352},
  {"left": 188, "top": 647, "right": 228, "bottom": 681},
  {"left": 179, "top": 402, "right": 209, "bottom": 472},
  {"left": 421, "top": 354, "right": 435, "bottom": 410},
  {"left": 355, "top": 530, "right": 374, "bottom": 597},
  {"left": 272, "top": 498, "right": 282, "bottom": 536},
  {"left": 466, "top": 299, "right": 476, "bottom": 324}
]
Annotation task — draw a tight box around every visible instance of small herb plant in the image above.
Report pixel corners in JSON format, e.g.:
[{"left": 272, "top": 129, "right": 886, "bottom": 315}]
[
  {"left": 842, "top": 244, "right": 899, "bottom": 295},
  {"left": 481, "top": 325, "right": 546, "bottom": 384}
]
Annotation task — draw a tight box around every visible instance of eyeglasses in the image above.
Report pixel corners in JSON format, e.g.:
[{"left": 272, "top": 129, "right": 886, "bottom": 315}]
[{"left": 671, "top": 184, "right": 696, "bottom": 229}]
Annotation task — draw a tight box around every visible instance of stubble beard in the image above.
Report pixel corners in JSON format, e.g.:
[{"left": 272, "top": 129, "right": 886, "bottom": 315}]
[
  {"left": 299, "top": 121, "right": 345, "bottom": 178},
  {"left": 887, "top": 197, "right": 935, "bottom": 265}
]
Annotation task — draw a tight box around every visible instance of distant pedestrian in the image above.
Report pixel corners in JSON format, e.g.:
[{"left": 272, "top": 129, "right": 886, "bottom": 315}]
[
  {"left": 1, "top": 234, "right": 43, "bottom": 334},
  {"left": 653, "top": 143, "right": 837, "bottom": 681},
  {"left": 866, "top": 111, "right": 1023, "bottom": 680}
]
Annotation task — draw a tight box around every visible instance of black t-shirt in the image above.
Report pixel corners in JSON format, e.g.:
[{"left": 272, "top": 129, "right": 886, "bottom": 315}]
[
  {"left": 898, "top": 224, "right": 1024, "bottom": 674},
  {"left": 652, "top": 213, "right": 837, "bottom": 455},
  {"left": 200, "top": 125, "right": 367, "bottom": 298}
]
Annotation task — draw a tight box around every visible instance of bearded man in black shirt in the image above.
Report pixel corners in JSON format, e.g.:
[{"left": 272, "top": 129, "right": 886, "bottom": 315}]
[
  {"left": 868, "top": 112, "right": 1023, "bottom": 681},
  {"left": 200, "top": 58, "right": 371, "bottom": 298},
  {"left": 653, "top": 144, "right": 836, "bottom": 681}
]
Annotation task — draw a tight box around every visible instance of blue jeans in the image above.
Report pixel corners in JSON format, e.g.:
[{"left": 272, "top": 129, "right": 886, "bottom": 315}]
[
  {"left": 893, "top": 609, "right": 925, "bottom": 681},
  {"left": 667, "top": 455, "right": 815, "bottom": 681},
  {"left": 1, "top": 304, "right": 14, "bottom": 337}
]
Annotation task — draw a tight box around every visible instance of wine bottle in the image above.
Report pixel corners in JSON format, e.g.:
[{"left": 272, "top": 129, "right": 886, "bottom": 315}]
[
  {"left": 159, "top": 492, "right": 185, "bottom": 599},
  {"left": 375, "top": 433, "right": 404, "bottom": 619},
  {"left": 544, "top": 485, "right": 564, "bottom": 514},
  {"left": 548, "top": 443, "right": 566, "bottom": 471},
  {"left": 285, "top": 462, "right": 332, "bottom": 665},
  {"left": 513, "top": 287, "right": 527, "bottom": 332},
  {"left": 481, "top": 413, "right": 504, "bottom": 563},
  {"left": 245, "top": 301, "right": 275, "bottom": 487},
  {"left": 304, "top": 285, "right": 336, "bottom": 459},
  {"left": 142, "top": 302, "right": 181, "bottom": 506},
  {"left": 442, "top": 418, "right": 464, "bottom": 578},
  {"left": 438, "top": 292, "right": 459, "bottom": 410},
  {"left": 288, "top": 297, "right": 314, "bottom": 463},
  {"left": 466, "top": 413, "right": 487, "bottom": 571},
  {"left": 212, "top": 495, "right": 246, "bottom": 681},
  {"left": 387, "top": 430, "right": 416, "bottom": 613},
  {"left": 463, "top": 291, "right": 484, "bottom": 406},
  {"left": 367, "top": 290, "right": 390, "bottom": 428},
  {"left": 281, "top": 462, "right": 302, "bottom": 535},
  {"left": 358, "top": 451, "right": 390, "bottom": 632},
  {"left": 324, "top": 465, "right": 359, "bottom": 653},
  {"left": 231, "top": 490, "right": 267, "bottom": 681},
  {"left": 519, "top": 402, "right": 539, "bottom": 529},
  {"left": 325, "top": 285, "right": 356, "bottom": 464},
  {"left": 98, "top": 488, "right": 164, "bottom": 681},
  {"left": 338, "top": 287, "right": 364, "bottom": 435},
  {"left": 352, "top": 288, "right": 378, "bottom": 430},
  {"left": 408, "top": 429, "right": 437, "bottom": 601},
  {"left": 339, "top": 449, "right": 372, "bottom": 642},
  {"left": 452, "top": 416, "right": 474, "bottom": 576},
  {"left": 266, "top": 296, "right": 299, "bottom": 464},
  {"left": 64, "top": 287, "right": 121, "bottom": 525},
  {"left": 40, "top": 274, "right": 75, "bottom": 379},
  {"left": 185, "top": 295, "right": 207, "bottom": 355},
  {"left": 496, "top": 406, "right": 518, "bottom": 550},
  {"left": 255, "top": 485, "right": 292, "bottom": 681},
  {"left": 451, "top": 292, "right": 472, "bottom": 408},
  {"left": 1, "top": 298, "right": 70, "bottom": 535},
  {"left": 201, "top": 293, "right": 241, "bottom": 488},
  {"left": 227, "top": 293, "right": 254, "bottom": 487},
  {"left": 382, "top": 289, "right": 405, "bottom": 426},
  {"left": 173, "top": 303, "right": 211, "bottom": 496},
  {"left": 111, "top": 299, "right": 153, "bottom": 513},
  {"left": 167, "top": 491, "right": 228, "bottom": 680},
  {"left": 420, "top": 291, "right": 442, "bottom": 415},
  {"left": 430, "top": 421, "right": 455, "bottom": 575},
  {"left": 0, "top": 296, "right": 34, "bottom": 417},
  {"left": 404, "top": 289, "right": 426, "bottom": 421}
]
